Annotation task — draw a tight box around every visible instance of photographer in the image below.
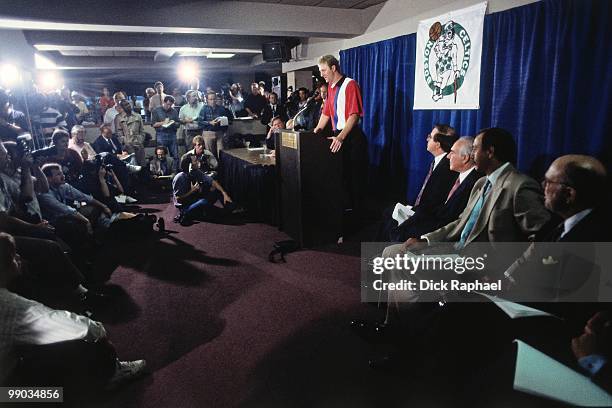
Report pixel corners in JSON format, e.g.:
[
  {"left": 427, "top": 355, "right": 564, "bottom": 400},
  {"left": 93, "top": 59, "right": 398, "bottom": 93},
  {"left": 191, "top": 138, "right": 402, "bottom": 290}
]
[
  {"left": 181, "top": 135, "right": 218, "bottom": 174},
  {"left": 0, "top": 88, "right": 29, "bottom": 142},
  {"left": 34, "top": 129, "right": 83, "bottom": 185},
  {"left": 172, "top": 154, "right": 234, "bottom": 226},
  {"left": 38, "top": 163, "right": 112, "bottom": 249},
  {"left": 78, "top": 157, "right": 124, "bottom": 214},
  {"left": 1, "top": 141, "right": 48, "bottom": 225}
]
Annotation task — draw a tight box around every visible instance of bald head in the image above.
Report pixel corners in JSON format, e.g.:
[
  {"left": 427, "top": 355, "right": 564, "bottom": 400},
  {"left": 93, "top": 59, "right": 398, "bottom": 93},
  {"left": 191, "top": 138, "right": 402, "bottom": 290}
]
[{"left": 544, "top": 154, "right": 607, "bottom": 216}]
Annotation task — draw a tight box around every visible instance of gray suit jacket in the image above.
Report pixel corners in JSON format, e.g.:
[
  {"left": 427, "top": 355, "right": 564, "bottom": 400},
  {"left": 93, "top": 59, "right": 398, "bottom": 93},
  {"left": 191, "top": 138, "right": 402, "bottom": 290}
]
[{"left": 424, "top": 164, "right": 550, "bottom": 245}]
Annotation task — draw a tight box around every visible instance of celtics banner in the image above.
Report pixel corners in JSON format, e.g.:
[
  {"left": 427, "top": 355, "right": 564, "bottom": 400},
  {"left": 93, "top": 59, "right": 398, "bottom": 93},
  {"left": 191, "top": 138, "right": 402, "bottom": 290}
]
[{"left": 413, "top": 2, "right": 487, "bottom": 110}]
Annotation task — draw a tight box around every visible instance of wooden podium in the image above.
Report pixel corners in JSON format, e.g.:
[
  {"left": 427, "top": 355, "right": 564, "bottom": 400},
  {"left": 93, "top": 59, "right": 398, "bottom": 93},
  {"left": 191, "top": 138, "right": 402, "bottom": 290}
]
[{"left": 275, "top": 130, "right": 343, "bottom": 247}]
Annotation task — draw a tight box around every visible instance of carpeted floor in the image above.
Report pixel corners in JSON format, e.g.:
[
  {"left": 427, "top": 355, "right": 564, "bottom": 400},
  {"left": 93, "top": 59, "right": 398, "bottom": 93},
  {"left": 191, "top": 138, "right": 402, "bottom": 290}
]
[{"left": 67, "top": 195, "right": 420, "bottom": 408}]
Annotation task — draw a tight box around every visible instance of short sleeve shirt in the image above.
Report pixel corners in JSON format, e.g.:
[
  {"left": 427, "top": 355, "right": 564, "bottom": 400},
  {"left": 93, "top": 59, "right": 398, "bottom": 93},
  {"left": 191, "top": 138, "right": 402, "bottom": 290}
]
[{"left": 322, "top": 76, "right": 363, "bottom": 131}]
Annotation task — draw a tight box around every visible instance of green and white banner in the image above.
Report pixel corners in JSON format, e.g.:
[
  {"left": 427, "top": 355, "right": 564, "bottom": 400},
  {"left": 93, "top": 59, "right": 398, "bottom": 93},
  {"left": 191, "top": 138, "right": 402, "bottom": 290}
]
[{"left": 414, "top": 2, "right": 487, "bottom": 110}]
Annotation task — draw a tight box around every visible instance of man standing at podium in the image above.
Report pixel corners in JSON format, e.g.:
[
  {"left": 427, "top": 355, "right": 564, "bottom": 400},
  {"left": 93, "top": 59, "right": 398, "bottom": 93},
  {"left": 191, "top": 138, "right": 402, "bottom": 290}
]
[{"left": 314, "top": 54, "right": 368, "bottom": 220}]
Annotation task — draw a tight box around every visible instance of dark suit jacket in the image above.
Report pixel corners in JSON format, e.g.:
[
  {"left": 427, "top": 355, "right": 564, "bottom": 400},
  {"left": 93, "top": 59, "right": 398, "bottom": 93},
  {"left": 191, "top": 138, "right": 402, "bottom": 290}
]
[
  {"left": 261, "top": 104, "right": 288, "bottom": 126},
  {"left": 502, "top": 209, "right": 611, "bottom": 332},
  {"left": 413, "top": 154, "right": 458, "bottom": 216},
  {"left": 393, "top": 168, "right": 483, "bottom": 241},
  {"left": 92, "top": 135, "right": 123, "bottom": 155}
]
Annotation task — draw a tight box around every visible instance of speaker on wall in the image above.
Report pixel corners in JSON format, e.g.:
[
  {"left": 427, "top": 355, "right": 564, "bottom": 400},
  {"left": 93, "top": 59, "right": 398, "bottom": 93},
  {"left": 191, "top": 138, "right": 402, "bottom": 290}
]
[{"left": 262, "top": 42, "right": 290, "bottom": 62}]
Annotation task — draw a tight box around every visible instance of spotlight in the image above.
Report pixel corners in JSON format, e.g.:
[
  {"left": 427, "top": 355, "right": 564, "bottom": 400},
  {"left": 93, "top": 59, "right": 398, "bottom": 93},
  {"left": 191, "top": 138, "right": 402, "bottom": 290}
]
[
  {"left": 37, "top": 71, "right": 62, "bottom": 92},
  {"left": 0, "top": 63, "right": 20, "bottom": 87},
  {"left": 178, "top": 60, "right": 199, "bottom": 83}
]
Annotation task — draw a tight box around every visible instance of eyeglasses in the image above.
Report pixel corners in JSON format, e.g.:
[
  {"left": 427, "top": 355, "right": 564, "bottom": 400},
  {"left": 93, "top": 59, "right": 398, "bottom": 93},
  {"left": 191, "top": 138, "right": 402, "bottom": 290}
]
[
  {"left": 541, "top": 178, "right": 572, "bottom": 188},
  {"left": 426, "top": 133, "right": 433, "bottom": 141}
]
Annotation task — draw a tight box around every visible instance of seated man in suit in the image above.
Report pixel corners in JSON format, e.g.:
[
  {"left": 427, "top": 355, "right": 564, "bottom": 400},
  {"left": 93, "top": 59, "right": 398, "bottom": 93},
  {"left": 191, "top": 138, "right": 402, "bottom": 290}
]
[
  {"left": 377, "top": 124, "right": 458, "bottom": 241},
  {"left": 391, "top": 136, "right": 483, "bottom": 241},
  {"left": 504, "top": 155, "right": 610, "bottom": 317},
  {"left": 364, "top": 128, "right": 551, "bottom": 334}
]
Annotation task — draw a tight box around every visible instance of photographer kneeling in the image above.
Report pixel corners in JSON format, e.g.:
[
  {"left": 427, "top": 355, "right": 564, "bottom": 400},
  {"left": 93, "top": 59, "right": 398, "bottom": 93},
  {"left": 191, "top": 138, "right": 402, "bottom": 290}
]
[{"left": 172, "top": 154, "right": 235, "bottom": 226}]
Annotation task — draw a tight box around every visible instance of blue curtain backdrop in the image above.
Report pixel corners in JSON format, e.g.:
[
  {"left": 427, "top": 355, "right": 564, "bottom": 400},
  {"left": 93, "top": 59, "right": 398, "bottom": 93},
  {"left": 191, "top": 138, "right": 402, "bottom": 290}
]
[{"left": 340, "top": 0, "right": 611, "bottom": 202}]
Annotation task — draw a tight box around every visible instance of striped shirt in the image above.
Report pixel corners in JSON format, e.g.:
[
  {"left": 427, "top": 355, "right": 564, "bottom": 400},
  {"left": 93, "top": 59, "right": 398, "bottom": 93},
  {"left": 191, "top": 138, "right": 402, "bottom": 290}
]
[
  {"left": 0, "top": 288, "right": 106, "bottom": 384},
  {"left": 322, "top": 76, "right": 363, "bottom": 131}
]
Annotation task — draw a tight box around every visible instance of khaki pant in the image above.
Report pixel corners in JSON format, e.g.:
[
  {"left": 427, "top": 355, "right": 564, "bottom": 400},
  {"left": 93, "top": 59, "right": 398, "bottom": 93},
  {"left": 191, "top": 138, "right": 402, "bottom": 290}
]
[{"left": 202, "top": 131, "right": 223, "bottom": 158}]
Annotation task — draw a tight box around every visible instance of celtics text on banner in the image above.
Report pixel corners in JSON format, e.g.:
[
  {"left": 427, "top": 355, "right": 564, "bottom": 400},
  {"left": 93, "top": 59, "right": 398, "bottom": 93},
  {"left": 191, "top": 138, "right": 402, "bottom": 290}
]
[{"left": 413, "top": 2, "right": 487, "bottom": 110}]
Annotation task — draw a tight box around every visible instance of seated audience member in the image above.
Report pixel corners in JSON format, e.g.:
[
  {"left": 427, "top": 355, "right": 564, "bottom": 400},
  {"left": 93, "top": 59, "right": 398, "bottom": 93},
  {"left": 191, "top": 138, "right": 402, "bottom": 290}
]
[
  {"left": 149, "top": 146, "right": 175, "bottom": 178},
  {"left": 261, "top": 92, "right": 288, "bottom": 127},
  {"left": 181, "top": 135, "right": 218, "bottom": 173},
  {"left": 172, "top": 155, "right": 234, "bottom": 226},
  {"left": 92, "top": 125, "right": 123, "bottom": 156},
  {"left": 264, "top": 116, "right": 285, "bottom": 154},
  {"left": 78, "top": 160, "right": 125, "bottom": 213},
  {"left": 36, "top": 129, "right": 83, "bottom": 184},
  {"left": 103, "top": 92, "right": 125, "bottom": 134},
  {"left": 377, "top": 124, "right": 458, "bottom": 241},
  {"left": 32, "top": 93, "right": 67, "bottom": 144},
  {"left": 58, "top": 87, "right": 78, "bottom": 131},
  {"left": 38, "top": 163, "right": 112, "bottom": 246},
  {"left": 179, "top": 90, "right": 204, "bottom": 147},
  {"left": 91, "top": 125, "right": 139, "bottom": 202},
  {"left": 0, "top": 143, "right": 103, "bottom": 304},
  {"left": 390, "top": 136, "right": 483, "bottom": 241},
  {"left": 244, "top": 82, "right": 267, "bottom": 119},
  {"left": 0, "top": 232, "right": 147, "bottom": 389},
  {"left": 68, "top": 125, "right": 97, "bottom": 161},
  {"left": 151, "top": 95, "right": 179, "bottom": 170},
  {"left": 0, "top": 88, "right": 29, "bottom": 142}
]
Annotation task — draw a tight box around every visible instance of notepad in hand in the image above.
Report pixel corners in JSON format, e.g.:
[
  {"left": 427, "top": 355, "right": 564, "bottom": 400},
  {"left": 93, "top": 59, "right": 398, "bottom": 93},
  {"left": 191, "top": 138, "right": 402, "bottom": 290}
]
[
  {"left": 478, "top": 293, "right": 560, "bottom": 319},
  {"left": 513, "top": 340, "right": 612, "bottom": 406},
  {"left": 392, "top": 203, "right": 415, "bottom": 224},
  {"left": 162, "top": 120, "right": 175, "bottom": 128}
]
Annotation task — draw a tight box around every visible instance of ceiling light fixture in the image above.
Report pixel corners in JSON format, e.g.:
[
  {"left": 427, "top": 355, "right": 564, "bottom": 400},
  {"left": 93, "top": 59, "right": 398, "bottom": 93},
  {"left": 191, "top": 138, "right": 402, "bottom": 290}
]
[
  {"left": 177, "top": 60, "right": 199, "bottom": 83},
  {"left": 0, "top": 63, "right": 20, "bottom": 87},
  {"left": 206, "top": 53, "right": 235, "bottom": 59}
]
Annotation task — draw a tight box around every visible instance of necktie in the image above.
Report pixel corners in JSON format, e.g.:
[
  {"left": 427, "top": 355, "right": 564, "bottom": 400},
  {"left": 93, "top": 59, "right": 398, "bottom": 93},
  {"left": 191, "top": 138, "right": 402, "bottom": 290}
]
[
  {"left": 456, "top": 179, "right": 492, "bottom": 250},
  {"left": 445, "top": 177, "right": 461, "bottom": 203},
  {"left": 414, "top": 161, "right": 435, "bottom": 206},
  {"left": 549, "top": 222, "right": 565, "bottom": 242}
]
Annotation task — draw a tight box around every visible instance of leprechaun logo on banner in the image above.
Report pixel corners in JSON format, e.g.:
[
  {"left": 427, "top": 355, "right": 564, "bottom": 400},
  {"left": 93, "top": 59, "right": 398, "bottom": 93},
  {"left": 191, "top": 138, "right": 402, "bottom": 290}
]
[{"left": 414, "top": 2, "right": 487, "bottom": 110}]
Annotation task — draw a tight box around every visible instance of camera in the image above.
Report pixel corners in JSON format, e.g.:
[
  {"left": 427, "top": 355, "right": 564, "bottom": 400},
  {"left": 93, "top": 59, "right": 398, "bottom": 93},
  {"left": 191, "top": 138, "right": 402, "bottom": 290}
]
[
  {"left": 15, "top": 133, "right": 32, "bottom": 157},
  {"left": 94, "top": 153, "right": 114, "bottom": 172}
]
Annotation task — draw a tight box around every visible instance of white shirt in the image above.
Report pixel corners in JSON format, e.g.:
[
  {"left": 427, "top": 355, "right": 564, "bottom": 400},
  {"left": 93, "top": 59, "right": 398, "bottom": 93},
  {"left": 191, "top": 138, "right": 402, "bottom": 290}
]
[
  {"left": 458, "top": 166, "right": 476, "bottom": 184},
  {"left": 104, "top": 106, "right": 120, "bottom": 133},
  {"left": 561, "top": 208, "right": 593, "bottom": 239},
  {"left": 0, "top": 288, "right": 106, "bottom": 384},
  {"left": 432, "top": 152, "right": 447, "bottom": 170}
]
